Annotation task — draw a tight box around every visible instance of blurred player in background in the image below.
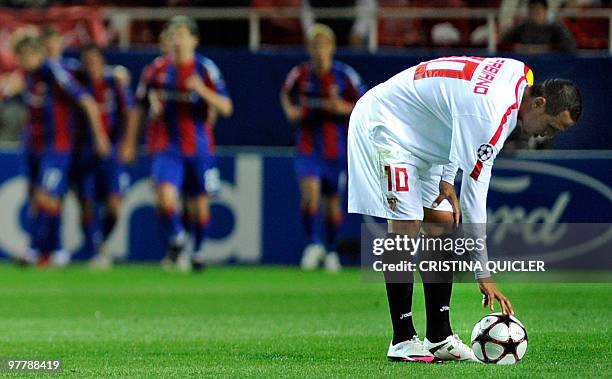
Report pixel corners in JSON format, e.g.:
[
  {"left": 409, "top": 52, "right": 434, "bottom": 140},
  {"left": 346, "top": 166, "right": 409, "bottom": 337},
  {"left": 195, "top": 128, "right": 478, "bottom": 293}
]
[
  {"left": 347, "top": 56, "right": 581, "bottom": 362},
  {"left": 126, "top": 16, "right": 232, "bottom": 271},
  {"left": 123, "top": 27, "right": 173, "bottom": 166},
  {"left": 12, "top": 33, "right": 110, "bottom": 266},
  {"left": 70, "top": 44, "right": 136, "bottom": 268},
  {"left": 40, "top": 26, "right": 81, "bottom": 73},
  {"left": 280, "top": 24, "right": 366, "bottom": 272}
]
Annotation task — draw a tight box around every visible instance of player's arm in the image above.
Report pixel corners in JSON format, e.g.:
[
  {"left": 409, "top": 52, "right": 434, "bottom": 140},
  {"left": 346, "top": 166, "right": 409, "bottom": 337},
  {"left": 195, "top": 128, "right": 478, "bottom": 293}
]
[
  {"left": 120, "top": 65, "right": 154, "bottom": 164},
  {"left": 279, "top": 66, "right": 302, "bottom": 123},
  {"left": 186, "top": 60, "right": 232, "bottom": 117},
  {"left": 325, "top": 65, "right": 367, "bottom": 116},
  {"left": 79, "top": 96, "right": 111, "bottom": 158},
  {"left": 50, "top": 62, "right": 110, "bottom": 157},
  {"left": 452, "top": 114, "right": 513, "bottom": 315},
  {"left": 115, "top": 78, "right": 138, "bottom": 164},
  {"left": 459, "top": 169, "right": 513, "bottom": 316},
  {"left": 187, "top": 75, "right": 232, "bottom": 117}
]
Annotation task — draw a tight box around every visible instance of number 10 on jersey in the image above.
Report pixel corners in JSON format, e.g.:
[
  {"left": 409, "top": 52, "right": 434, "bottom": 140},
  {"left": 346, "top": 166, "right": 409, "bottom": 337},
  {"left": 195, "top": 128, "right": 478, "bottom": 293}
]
[{"left": 384, "top": 165, "right": 409, "bottom": 192}]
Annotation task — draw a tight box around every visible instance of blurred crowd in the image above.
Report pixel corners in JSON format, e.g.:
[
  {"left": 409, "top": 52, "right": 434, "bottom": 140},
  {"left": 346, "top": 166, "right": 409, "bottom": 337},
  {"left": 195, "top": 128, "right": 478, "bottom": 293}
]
[
  {"left": 0, "top": 0, "right": 609, "bottom": 49},
  {"left": 0, "top": 0, "right": 608, "bottom": 149}
]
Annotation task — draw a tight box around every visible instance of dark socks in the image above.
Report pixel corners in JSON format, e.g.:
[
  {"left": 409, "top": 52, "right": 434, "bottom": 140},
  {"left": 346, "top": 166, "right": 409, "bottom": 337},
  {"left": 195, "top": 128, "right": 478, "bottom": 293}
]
[
  {"left": 420, "top": 241, "right": 455, "bottom": 343},
  {"left": 301, "top": 208, "right": 321, "bottom": 244},
  {"left": 385, "top": 282, "right": 417, "bottom": 345},
  {"left": 102, "top": 212, "right": 117, "bottom": 241},
  {"left": 82, "top": 215, "right": 100, "bottom": 254},
  {"left": 384, "top": 232, "right": 417, "bottom": 345},
  {"left": 324, "top": 213, "right": 342, "bottom": 252},
  {"left": 159, "top": 207, "right": 184, "bottom": 246},
  {"left": 423, "top": 282, "right": 453, "bottom": 343},
  {"left": 193, "top": 216, "right": 209, "bottom": 253}
]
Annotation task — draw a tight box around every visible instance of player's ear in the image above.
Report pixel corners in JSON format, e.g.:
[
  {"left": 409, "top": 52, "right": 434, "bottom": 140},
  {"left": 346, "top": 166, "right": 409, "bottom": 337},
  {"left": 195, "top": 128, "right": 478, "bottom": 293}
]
[{"left": 533, "top": 97, "right": 546, "bottom": 111}]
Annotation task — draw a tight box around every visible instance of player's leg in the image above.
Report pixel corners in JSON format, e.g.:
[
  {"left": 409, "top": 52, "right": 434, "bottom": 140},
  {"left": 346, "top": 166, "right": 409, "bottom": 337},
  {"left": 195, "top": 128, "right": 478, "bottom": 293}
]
[
  {"left": 35, "top": 152, "right": 71, "bottom": 266},
  {"left": 152, "top": 152, "right": 186, "bottom": 263},
  {"left": 189, "top": 194, "right": 210, "bottom": 271},
  {"left": 420, "top": 208, "right": 455, "bottom": 342},
  {"left": 320, "top": 159, "right": 346, "bottom": 272},
  {"left": 90, "top": 157, "right": 129, "bottom": 268},
  {"left": 78, "top": 161, "right": 101, "bottom": 258},
  {"left": 299, "top": 175, "right": 325, "bottom": 270},
  {"left": 384, "top": 207, "right": 440, "bottom": 363},
  {"left": 19, "top": 151, "right": 41, "bottom": 264},
  {"left": 295, "top": 153, "right": 325, "bottom": 269},
  {"left": 419, "top": 165, "right": 478, "bottom": 362},
  {"left": 183, "top": 155, "right": 215, "bottom": 271},
  {"left": 386, "top": 219, "right": 420, "bottom": 346},
  {"left": 101, "top": 157, "right": 129, "bottom": 245}
]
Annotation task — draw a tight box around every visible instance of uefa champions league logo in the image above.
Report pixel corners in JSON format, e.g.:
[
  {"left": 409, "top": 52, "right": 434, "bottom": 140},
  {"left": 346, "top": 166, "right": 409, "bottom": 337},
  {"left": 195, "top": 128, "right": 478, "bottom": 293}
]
[{"left": 477, "top": 143, "right": 495, "bottom": 162}]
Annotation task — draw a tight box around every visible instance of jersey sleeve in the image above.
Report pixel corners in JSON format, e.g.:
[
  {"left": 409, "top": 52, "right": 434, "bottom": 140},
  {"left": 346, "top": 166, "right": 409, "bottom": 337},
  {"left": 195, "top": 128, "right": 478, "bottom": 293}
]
[
  {"left": 460, "top": 168, "right": 492, "bottom": 279},
  {"left": 49, "top": 62, "right": 87, "bottom": 102},
  {"left": 441, "top": 161, "right": 459, "bottom": 184},
  {"left": 282, "top": 65, "right": 302, "bottom": 97},
  {"left": 450, "top": 114, "right": 499, "bottom": 223},
  {"left": 202, "top": 59, "right": 229, "bottom": 98},
  {"left": 342, "top": 65, "right": 367, "bottom": 102}
]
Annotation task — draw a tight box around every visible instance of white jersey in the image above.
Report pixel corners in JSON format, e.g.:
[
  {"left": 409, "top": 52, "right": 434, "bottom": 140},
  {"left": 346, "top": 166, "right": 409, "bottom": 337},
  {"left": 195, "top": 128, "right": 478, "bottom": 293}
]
[{"left": 348, "top": 56, "right": 532, "bottom": 223}]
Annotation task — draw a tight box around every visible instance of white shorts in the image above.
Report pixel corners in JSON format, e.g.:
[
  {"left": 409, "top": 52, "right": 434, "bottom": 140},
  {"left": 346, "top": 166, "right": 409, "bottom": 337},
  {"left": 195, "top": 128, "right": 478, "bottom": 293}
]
[{"left": 347, "top": 93, "right": 452, "bottom": 221}]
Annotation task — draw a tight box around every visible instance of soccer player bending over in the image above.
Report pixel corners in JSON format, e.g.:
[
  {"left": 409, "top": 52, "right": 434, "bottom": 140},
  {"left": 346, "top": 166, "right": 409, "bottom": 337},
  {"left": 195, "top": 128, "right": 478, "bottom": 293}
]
[
  {"left": 125, "top": 16, "right": 232, "bottom": 270},
  {"left": 347, "top": 57, "right": 581, "bottom": 362},
  {"left": 13, "top": 34, "right": 110, "bottom": 266},
  {"left": 280, "top": 24, "right": 366, "bottom": 272}
]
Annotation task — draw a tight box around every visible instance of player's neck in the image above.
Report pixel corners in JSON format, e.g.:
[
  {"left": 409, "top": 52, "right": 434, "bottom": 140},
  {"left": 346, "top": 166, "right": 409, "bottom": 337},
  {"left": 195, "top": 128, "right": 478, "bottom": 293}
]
[
  {"left": 517, "top": 86, "right": 532, "bottom": 120},
  {"left": 312, "top": 60, "right": 332, "bottom": 74},
  {"left": 175, "top": 52, "right": 195, "bottom": 65}
]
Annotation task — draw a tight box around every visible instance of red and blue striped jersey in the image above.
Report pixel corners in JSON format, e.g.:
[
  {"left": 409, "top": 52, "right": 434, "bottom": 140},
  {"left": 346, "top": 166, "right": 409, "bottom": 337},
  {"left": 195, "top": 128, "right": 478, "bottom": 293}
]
[
  {"left": 135, "top": 54, "right": 173, "bottom": 154},
  {"left": 144, "top": 54, "right": 229, "bottom": 156},
  {"left": 23, "top": 59, "right": 86, "bottom": 153},
  {"left": 77, "top": 67, "right": 135, "bottom": 148},
  {"left": 283, "top": 60, "right": 366, "bottom": 160}
]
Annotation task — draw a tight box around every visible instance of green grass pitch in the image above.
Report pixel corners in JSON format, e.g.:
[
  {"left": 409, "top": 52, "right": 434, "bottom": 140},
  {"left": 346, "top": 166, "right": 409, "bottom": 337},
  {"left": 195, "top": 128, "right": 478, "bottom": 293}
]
[{"left": 0, "top": 264, "right": 610, "bottom": 378}]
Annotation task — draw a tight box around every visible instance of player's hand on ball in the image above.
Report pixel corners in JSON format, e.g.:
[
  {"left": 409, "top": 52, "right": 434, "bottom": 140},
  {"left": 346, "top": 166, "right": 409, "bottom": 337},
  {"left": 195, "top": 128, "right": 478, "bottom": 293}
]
[
  {"left": 433, "top": 181, "right": 460, "bottom": 225},
  {"left": 478, "top": 278, "right": 514, "bottom": 315}
]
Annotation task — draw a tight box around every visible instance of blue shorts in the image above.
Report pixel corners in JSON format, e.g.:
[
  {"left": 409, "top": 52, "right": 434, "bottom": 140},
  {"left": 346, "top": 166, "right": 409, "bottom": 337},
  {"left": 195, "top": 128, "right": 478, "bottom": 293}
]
[
  {"left": 73, "top": 152, "right": 129, "bottom": 202},
  {"left": 295, "top": 154, "right": 347, "bottom": 195},
  {"left": 152, "top": 151, "right": 218, "bottom": 197},
  {"left": 36, "top": 151, "right": 71, "bottom": 198}
]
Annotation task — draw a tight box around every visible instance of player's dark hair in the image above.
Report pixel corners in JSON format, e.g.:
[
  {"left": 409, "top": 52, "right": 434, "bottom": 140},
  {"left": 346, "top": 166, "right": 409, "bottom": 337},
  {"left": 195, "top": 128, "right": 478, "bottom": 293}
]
[
  {"left": 13, "top": 34, "right": 42, "bottom": 54},
  {"left": 168, "top": 15, "right": 199, "bottom": 37},
  {"left": 531, "top": 79, "right": 582, "bottom": 122}
]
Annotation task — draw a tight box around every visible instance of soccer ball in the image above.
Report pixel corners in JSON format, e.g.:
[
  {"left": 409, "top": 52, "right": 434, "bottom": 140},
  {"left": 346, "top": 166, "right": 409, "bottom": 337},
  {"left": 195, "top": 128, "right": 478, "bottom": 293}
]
[{"left": 470, "top": 313, "right": 528, "bottom": 364}]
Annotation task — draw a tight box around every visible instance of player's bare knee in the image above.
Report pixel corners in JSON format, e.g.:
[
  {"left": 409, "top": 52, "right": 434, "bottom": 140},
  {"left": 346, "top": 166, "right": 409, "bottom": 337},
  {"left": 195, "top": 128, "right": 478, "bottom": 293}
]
[
  {"left": 422, "top": 208, "right": 455, "bottom": 237},
  {"left": 388, "top": 219, "right": 421, "bottom": 236}
]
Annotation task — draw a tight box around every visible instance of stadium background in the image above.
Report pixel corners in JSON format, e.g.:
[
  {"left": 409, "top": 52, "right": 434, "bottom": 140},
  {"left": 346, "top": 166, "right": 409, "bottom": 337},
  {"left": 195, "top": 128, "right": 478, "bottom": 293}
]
[{"left": 0, "top": 3, "right": 610, "bottom": 267}]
